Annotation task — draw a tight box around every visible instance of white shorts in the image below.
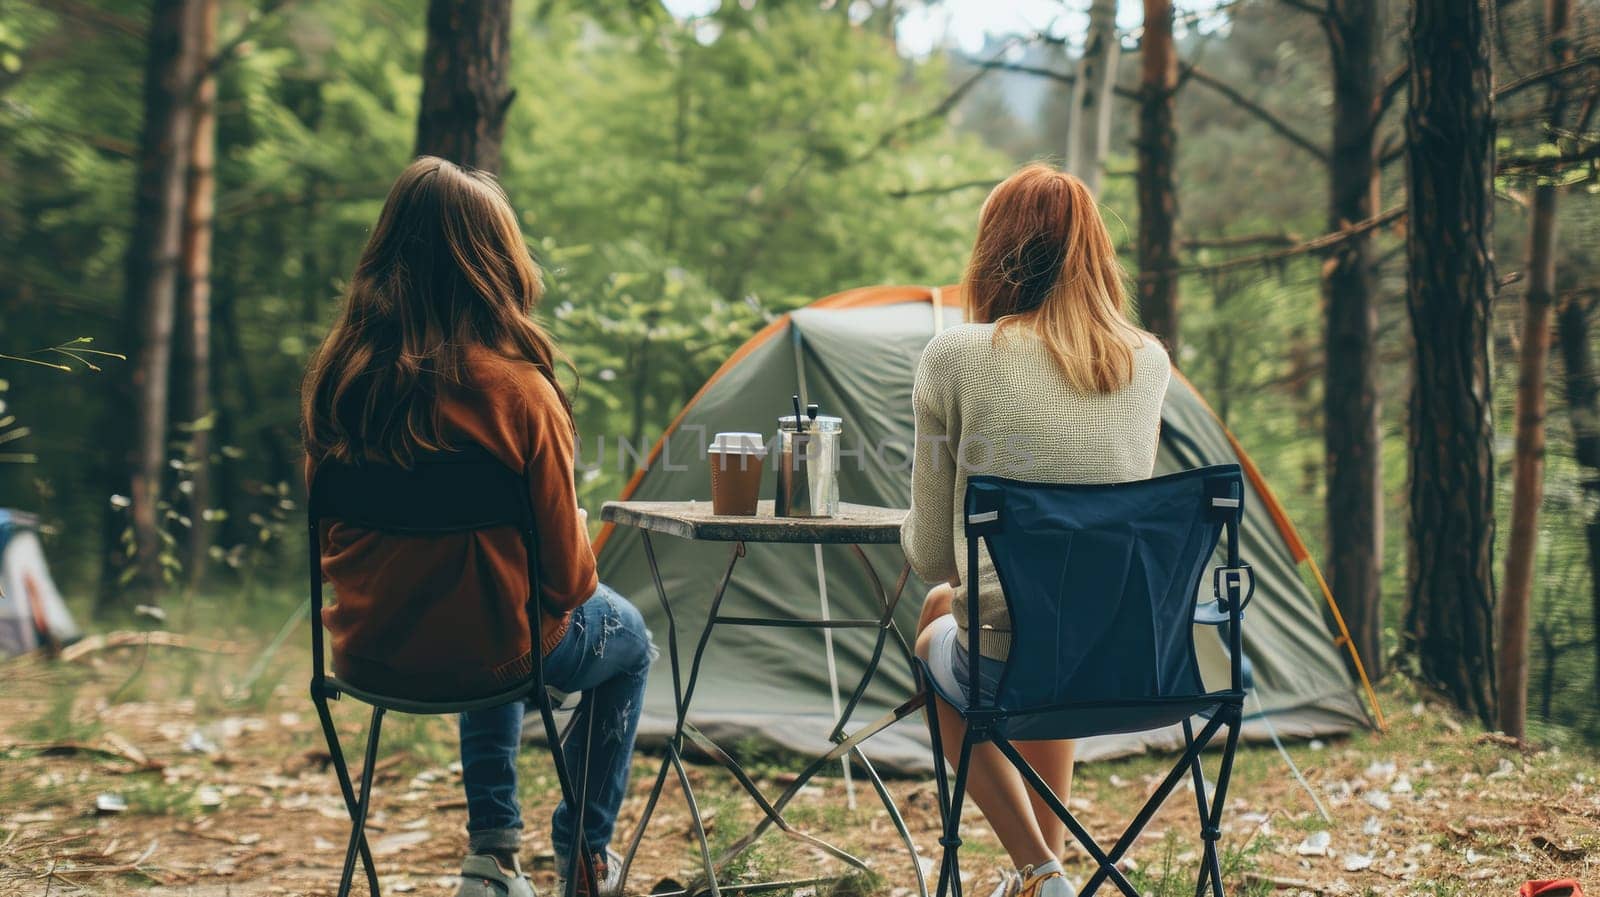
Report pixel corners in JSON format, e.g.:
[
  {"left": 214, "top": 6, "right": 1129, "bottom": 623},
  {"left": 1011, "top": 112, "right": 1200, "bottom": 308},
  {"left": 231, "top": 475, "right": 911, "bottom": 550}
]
[{"left": 923, "top": 614, "right": 1004, "bottom": 706}]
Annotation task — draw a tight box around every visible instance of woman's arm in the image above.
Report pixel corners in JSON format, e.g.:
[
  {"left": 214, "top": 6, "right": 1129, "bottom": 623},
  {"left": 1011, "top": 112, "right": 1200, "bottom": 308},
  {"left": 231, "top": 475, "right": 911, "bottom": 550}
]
[
  {"left": 901, "top": 352, "right": 960, "bottom": 586},
  {"left": 524, "top": 379, "right": 599, "bottom": 615}
]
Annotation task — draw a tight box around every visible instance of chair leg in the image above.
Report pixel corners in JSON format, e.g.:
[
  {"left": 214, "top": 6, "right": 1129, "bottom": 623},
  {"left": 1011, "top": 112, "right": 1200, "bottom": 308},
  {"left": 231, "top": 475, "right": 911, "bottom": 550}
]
[
  {"left": 1180, "top": 720, "right": 1215, "bottom": 897},
  {"left": 313, "top": 692, "right": 380, "bottom": 897},
  {"left": 924, "top": 690, "right": 954, "bottom": 897},
  {"left": 941, "top": 737, "right": 975, "bottom": 897},
  {"left": 535, "top": 693, "right": 593, "bottom": 897},
  {"left": 573, "top": 693, "right": 596, "bottom": 896},
  {"left": 1201, "top": 714, "right": 1243, "bottom": 897},
  {"left": 1077, "top": 712, "right": 1229, "bottom": 897},
  {"left": 338, "top": 705, "right": 385, "bottom": 897},
  {"left": 990, "top": 737, "right": 1137, "bottom": 897}
]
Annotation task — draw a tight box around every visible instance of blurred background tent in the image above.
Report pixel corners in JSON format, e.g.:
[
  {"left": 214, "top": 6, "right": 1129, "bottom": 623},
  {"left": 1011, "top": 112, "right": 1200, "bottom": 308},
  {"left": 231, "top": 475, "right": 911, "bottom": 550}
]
[
  {"left": 0, "top": 510, "right": 81, "bottom": 658},
  {"left": 594, "top": 285, "right": 1376, "bottom": 773}
]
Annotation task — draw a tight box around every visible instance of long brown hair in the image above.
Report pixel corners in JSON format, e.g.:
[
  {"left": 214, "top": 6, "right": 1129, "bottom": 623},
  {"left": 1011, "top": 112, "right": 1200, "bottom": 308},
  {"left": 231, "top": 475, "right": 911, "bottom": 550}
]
[
  {"left": 962, "top": 164, "right": 1145, "bottom": 394},
  {"left": 302, "top": 156, "right": 574, "bottom": 466}
]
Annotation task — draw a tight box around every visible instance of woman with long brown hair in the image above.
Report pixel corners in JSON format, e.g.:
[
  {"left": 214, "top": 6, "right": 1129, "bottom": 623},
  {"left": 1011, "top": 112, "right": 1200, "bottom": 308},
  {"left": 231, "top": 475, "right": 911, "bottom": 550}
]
[
  {"left": 303, "top": 157, "right": 651, "bottom": 897},
  {"left": 903, "top": 165, "right": 1171, "bottom": 897}
]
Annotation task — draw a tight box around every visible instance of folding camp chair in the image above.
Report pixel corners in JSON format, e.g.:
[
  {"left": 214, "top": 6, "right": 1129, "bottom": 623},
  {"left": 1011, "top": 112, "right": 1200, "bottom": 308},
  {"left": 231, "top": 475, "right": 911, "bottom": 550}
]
[
  {"left": 307, "top": 446, "right": 596, "bottom": 897},
  {"left": 921, "top": 465, "right": 1254, "bottom": 897}
]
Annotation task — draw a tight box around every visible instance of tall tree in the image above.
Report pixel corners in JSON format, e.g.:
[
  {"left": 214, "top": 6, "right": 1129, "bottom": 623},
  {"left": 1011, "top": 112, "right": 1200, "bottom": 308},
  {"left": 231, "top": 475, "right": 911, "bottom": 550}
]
[
  {"left": 415, "top": 0, "right": 514, "bottom": 172},
  {"left": 103, "top": 0, "right": 201, "bottom": 606},
  {"left": 178, "top": 0, "right": 218, "bottom": 588},
  {"left": 1063, "top": 0, "right": 1120, "bottom": 196},
  {"left": 1557, "top": 295, "right": 1600, "bottom": 697},
  {"left": 1137, "top": 0, "right": 1180, "bottom": 354},
  {"left": 1499, "top": 0, "right": 1574, "bottom": 738},
  {"left": 1402, "top": 0, "right": 1498, "bottom": 726},
  {"left": 1320, "top": 0, "right": 1386, "bottom": 680}
]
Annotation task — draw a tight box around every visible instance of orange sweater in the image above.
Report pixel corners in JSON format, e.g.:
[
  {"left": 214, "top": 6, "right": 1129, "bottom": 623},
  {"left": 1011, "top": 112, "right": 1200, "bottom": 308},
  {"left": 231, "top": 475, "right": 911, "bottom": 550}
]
[{"left": 309, "top": 347, "right": 598, "bottom": 701}]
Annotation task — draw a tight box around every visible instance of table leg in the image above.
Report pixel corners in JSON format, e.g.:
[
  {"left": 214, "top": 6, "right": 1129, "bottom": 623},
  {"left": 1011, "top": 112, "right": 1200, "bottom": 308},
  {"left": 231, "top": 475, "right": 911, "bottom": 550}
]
[
  {"left": 621, "top": 539, "right": 925, "bottom": 897},
  {"left": 854, "top": 745, "right": 930, "bottom": 897},
  {"left": 614, "top": 755, "right": 671, "bottom": 893},
  {"left": 709, "top": 695, "right": 930, "bottom": 892},
  {"left": 709, "top": 554, "right": 927, "bottom": 897},
  {"left": 619, "top": 535, "right": 742, "bottom": 897},
  {"left": 830, "top": 552, "right": 912, "bottom": 742},
  {"left": 669, "top": 742, "right": 722, "bottom": 897},
  {"left": 680, "top": 722, "right": 871, "bottom": 871}
]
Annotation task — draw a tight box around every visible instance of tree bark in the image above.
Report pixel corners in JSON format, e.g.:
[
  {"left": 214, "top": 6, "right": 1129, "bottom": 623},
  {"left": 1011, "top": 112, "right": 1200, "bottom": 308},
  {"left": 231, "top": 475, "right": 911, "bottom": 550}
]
[
  {"left": 1497, "top": 0, "right": 1571, "bottom": 740},
  {"left": 414, "top": 0, "right": 514, "bottom": 173},
  {"left": 101, "top": 0, "right": 200, "bottom": 607},
  {"left": 1402, "top": 0, "right": 1498, "bottom": 726},
  {"left": 1557, "top": 295, "right": 1600, "bottom": 698},
  {"left": 1137, "top": 0, "right": 1180, "bottom": 355},
  {"left": 1321, "top": 0, "right": 1385, "bottom": 682},
  {"left": 1499, "top": 187, "right": 1558, "bottom": 738},
  {"left": 1064, "top": 0, "right": 1120, "bottom": 196},
  {"left": 178, "top": 0, "right": 217, "bottom": 589}
]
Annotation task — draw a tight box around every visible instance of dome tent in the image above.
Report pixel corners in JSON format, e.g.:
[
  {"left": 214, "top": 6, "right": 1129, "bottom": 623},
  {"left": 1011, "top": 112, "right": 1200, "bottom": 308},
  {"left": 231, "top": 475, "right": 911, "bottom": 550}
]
[{"left": 594, "top": 285, "right": 1376, "bottom": 773}]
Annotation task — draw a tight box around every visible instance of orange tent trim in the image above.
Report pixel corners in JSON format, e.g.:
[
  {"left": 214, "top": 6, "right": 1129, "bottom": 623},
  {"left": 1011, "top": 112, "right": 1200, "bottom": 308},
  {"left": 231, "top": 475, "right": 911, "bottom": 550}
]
[{"left": 1171, "top": 367, "right": 1386, "bottom": 731}]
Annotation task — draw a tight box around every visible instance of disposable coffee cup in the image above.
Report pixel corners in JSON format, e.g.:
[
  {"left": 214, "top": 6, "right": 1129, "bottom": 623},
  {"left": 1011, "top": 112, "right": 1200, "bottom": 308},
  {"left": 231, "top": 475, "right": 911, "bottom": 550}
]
[{"left": 709, "top": 432, "right": 767, "bottom": 516}]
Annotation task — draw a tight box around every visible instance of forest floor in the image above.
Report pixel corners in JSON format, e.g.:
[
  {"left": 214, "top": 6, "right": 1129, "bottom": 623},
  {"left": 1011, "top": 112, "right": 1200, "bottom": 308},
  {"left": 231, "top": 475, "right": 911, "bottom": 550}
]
[{"left": 1, "top": 620, "right": 1597, "bottom": 897}]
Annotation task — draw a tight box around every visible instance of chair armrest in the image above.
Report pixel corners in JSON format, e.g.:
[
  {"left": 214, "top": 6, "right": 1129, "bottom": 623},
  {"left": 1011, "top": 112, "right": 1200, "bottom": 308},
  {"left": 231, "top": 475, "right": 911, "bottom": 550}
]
[
  {"left": 1194, "top": 565, "right": 1255, "bottom": 625},
  {"left": 1193, "top": 599, "right": 1231, "bottom": 626}
]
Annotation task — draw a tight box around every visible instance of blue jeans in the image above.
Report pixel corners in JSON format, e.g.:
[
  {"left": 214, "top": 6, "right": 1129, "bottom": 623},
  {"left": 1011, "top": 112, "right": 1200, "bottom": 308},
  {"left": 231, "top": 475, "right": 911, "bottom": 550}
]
[{"left": 458, "top": 584, "right": 654, "bottom": 859}]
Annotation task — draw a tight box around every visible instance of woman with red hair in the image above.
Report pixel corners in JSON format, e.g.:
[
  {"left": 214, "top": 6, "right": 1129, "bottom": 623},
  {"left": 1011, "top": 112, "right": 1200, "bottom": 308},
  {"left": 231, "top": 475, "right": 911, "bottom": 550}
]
[{"left": 904, "top": 164, "right": 1171, "bottom": 897}]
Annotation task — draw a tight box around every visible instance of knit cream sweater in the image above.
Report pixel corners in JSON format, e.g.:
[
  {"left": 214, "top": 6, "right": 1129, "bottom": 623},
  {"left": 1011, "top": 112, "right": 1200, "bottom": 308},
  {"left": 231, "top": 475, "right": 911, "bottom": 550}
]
[{"left": 901, "top": 322, "right": 1171, "bottom": 660}]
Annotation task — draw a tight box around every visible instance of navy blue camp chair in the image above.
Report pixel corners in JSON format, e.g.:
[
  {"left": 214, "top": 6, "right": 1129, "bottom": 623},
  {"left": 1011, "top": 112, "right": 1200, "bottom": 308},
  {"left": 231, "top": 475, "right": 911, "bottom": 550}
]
[
  {"left": 920, "top": 465, "right": 1254, "bottom": 897},
  {"left": 308, "top": 446, "right": 595, "bottom": 897}
]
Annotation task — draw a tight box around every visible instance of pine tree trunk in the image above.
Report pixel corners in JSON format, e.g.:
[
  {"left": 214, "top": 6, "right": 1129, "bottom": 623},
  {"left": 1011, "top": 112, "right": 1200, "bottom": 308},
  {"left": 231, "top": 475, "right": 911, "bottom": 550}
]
[
  {"left": 1137, "top": 0, "right": 1180, "bottom": 355},
  {"left": 178, "top": 0, "right": 217, "bottom": 590},
  {"left": 1064, "top": 0, "right": 1119, "bottom": 196},
  {"left": 1402, "top": 0, "right": 1498, "bottom": 726},
  {"left": 1500, "top": 186, "right": 1559, "bottom": 738},
  {"left": 1322, "top": 0, "right": 1385, "bottom": 681},
  {"left": 414, "top": 0, "right": 514, "bottom": 173},
  {"left": 1497, "top": 0, "right": 1570, "bottom": 739},
  {"left": 101, "top": 0, "right": 200, "bottom": 607},
  {"left": 1557, "top": 296, "right": 1600, "bottom": 697}
]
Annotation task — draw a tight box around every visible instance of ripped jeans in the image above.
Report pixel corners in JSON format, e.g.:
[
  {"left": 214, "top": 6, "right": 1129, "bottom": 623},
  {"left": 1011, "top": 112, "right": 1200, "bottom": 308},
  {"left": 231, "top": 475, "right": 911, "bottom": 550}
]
[{"left": 458, "top": 583, "right": 654, "bottom": 860}]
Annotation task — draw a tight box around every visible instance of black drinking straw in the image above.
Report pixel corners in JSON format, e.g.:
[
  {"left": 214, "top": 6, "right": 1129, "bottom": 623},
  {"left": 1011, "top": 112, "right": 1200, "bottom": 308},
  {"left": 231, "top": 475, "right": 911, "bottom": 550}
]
[{"left": 791, "top": 394, "right": 804, "bottom": 432}]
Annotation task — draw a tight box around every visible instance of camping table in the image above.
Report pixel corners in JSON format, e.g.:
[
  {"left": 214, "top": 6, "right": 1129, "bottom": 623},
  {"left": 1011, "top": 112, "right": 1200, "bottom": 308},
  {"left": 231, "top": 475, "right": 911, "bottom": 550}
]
[{"left": 601, "top": 499, "right": 928, "bottom": 897}]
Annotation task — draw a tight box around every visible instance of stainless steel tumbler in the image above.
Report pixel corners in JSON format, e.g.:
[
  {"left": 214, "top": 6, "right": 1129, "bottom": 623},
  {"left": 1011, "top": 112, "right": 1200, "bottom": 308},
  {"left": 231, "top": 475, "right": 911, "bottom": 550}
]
[{"left": 774, "top": 415, "right": 841, "bottom": 517}]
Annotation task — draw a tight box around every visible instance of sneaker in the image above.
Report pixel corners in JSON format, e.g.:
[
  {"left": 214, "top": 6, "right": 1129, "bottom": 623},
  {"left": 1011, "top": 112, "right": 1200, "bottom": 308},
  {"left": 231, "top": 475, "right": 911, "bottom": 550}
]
[
  {"left": 553, "top": 846, "right": 623, "bottom": 897},
  {"left": 1017, "top": 864, "right": 1076, "bottom": 897},
  {"left": 986, "top": 869, "right": 1022, "bottom": 897},
  {"left": 456, "top": 854, "right": 537, "bottom": 897}
]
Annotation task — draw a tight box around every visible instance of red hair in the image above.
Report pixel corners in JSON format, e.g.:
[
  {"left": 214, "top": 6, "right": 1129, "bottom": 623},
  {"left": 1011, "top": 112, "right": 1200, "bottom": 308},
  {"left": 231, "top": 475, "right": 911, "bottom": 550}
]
[{"left": 962, "top": 164, "right": 1144, "bottom": 393}]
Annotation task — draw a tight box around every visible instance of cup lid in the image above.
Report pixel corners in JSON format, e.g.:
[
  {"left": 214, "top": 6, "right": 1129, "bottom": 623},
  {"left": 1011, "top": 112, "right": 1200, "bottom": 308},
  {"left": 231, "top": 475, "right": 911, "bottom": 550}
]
[
  {"left": 778, "top": 415, "right": 842, "bottom": 433},
  {"left": 710, "top": 431, "right": 767, "bottom": 453}
]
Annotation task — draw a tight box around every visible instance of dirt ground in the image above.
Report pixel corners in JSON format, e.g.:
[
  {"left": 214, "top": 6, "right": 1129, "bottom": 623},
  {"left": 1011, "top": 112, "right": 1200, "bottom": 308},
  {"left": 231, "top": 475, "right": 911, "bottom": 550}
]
[{"left": 1, "top": 634, "right": 1597, "bottom": 897}]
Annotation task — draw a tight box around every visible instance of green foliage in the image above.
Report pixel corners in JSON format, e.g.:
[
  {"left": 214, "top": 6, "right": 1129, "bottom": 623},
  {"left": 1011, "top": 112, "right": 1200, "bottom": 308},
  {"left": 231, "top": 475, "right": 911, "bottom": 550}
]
[
  {"left": 502, "top": 5, "right": 998, "bottom": 506},
  {"left": 4, "top": 0, "right": 1003, "bottom": 563}
]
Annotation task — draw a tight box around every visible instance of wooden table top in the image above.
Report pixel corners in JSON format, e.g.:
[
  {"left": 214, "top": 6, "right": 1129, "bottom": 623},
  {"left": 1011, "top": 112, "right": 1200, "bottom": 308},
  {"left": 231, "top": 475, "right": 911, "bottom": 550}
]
[{"left": 601, "top": 500, "right": 908, "bottom": 544}]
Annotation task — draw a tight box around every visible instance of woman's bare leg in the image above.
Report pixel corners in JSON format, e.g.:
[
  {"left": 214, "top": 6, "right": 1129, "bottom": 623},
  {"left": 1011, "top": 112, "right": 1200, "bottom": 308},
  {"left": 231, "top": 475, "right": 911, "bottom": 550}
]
[
  {"left": 916, "top": 586, "right": 1056, "bottom": 869},
  {"left": 1013, "top": 739, "right": 1076, "bottom": 860}
]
